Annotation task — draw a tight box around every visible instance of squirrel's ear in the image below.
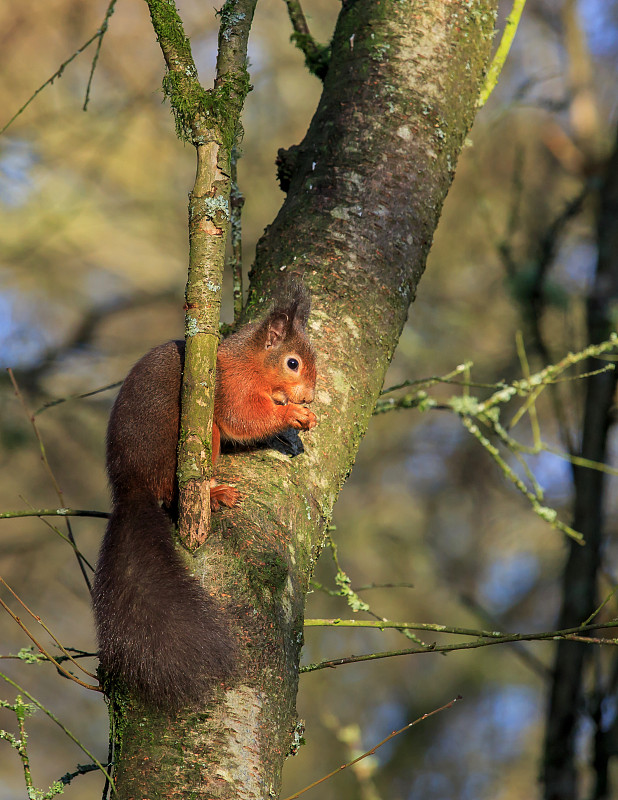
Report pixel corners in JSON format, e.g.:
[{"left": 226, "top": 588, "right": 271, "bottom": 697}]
[
  {"left": 260, "top": 281, "right": 311, "bottom": 348},
  {"left": 264, "top": 312, "right": 289, "bottom": 349}
]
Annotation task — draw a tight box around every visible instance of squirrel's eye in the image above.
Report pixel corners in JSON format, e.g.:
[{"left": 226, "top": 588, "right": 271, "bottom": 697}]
[{"left": 287, "top": 357, "right": 299, "bottom": 371}]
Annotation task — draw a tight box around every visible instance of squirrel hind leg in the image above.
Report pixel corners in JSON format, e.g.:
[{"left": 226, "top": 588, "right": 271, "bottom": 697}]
[{"left": 210, "top": 481, "right": 240, "bottom": 511}]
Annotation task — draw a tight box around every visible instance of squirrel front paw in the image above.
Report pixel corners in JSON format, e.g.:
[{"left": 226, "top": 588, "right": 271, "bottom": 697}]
[
  {"left": 210, "top": 483, "right": 240, "bottom": 511},
  {"left": 285, "top": 404, "right": 317, "bottom": 431}
]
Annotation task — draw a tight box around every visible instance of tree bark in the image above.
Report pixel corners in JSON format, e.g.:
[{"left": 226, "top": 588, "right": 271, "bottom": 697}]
[{"left": 112, "top": 1, "right": 498, "bottom": 797}]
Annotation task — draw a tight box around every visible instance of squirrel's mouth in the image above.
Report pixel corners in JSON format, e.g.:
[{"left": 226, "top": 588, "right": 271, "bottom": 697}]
[
  {"left": 273, "top": 387, "right": 315, "bottom": 406},
  {"left": 272, "top": 390, "right": 288, "bottom": 406}
]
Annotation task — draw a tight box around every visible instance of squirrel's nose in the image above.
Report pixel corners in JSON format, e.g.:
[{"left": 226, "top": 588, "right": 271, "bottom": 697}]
[{"left": 303, "top": 387, "right": 315, "bottom": 404}]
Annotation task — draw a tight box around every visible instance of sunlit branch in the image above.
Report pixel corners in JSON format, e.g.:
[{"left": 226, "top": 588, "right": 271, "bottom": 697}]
[
  {"left": 324, "top": 535, "right": 431, "bottom": 648},
  {"left": 0, "top": 508, "right": 109, "bottom": 520},
  {"left": 478, "top": 0, "right": 527, "bottom": 108},
  {"left": 301, "top": 619, "right": 618, "bottom": 673},
  {"left": 374, "top": 336, "right": 618, "bottom": 543}
]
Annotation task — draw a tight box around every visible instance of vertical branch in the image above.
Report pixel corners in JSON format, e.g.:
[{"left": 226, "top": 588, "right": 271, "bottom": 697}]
[
  {"left": 143, "top": 0, "right": 256, "bottom": 548},
  {"left": 229, "top": 146, "right": 244, "bottom": 323}
]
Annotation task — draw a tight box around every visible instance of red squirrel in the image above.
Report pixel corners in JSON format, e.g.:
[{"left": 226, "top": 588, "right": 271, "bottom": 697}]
[{"left": 92, "top": 284, "right": 317, "bottom": 709}]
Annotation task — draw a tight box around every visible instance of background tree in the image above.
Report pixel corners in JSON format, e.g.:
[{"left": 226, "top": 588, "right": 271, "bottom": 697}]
[{"left": 1, "top": 1, "right": 617, "bottom": 799}]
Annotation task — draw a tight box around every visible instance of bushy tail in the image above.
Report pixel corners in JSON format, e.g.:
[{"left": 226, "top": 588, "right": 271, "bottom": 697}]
[{"left": 93, "top": 491, "right": 237, "bottom": 710}]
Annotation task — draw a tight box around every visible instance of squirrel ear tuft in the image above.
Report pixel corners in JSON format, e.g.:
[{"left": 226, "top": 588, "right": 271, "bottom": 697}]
[
  {"left": 265, "top": 312, "right": 289, "bottom": 349},
  {"left": 275, "top": 280, "right": 311, "bottom": 329},
  {"left": 260, "top": 280, "right": 312, "bottom": 349}
]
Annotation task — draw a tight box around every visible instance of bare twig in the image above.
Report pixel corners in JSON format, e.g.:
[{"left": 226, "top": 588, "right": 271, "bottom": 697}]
[
  {"left": 1, "top": 0, "right": 117, "bottom": 135},
  {"left": 83, "top": 0, "right": 118, "bottom": 111},
  {"left": 0, "top": 508, "right": 109, "bottom": 520},
  {"left": 301, "top": 619, "right": 618, "bottom": 673},
  {"left": 6, "top": 370, "right": 93, "bottom": 591},
  {"left": 35, "top": 382, "right": 123, "bottom": 416},
  {"left": 325, "top": 535, "right": 431, "bottom": 648},
  {"left": 281, "top": 696, "right": 461, "bottom": 800},
  {"left": 0, "top": 584, "right": 99, "bottom": 690},
  {"left": 0, "top": 577, "right": 97, "bottom": 679}
]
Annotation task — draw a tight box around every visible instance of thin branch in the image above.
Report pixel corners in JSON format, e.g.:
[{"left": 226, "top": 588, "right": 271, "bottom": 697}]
[
  {"left": 281, "top": 696, "right": 461, "bottom": 800},
  {"left": 229, "top": 145, "right": 244, "bottom": 324},
  {"left": 478, "top": 0, "right": 527, "bottom": 108},
  {"left": 16, "top": 697, "right": 35, "bottom": 793},
  {"left": 59, "top": 762, "right": 109, "bottom": 786},
  {"left": 325, "top": 535, "right": 431, "bottom": 648},
  {"left": 300, "top": 619, "right": 618, "bottom": 673},
  {"left": 7, "top": 370, "right": 93, "bottom": 590},
  {"left": 0, "top": 508, "right": 109, "bottom": 520},
  {"left": 305, "top": 618, "right": 512, "bottom": 637},
  {"left": 13, "top": 497, "right": 97, "bottom": 572},
  {"left": 1, "top": 0, "right": 116, "bottom": 135},
  {"left": 458, "top": 591, "right": 550, "bottom": 679},
  {"left": 283, "top": 0, "right": 331, "bottom": 81},
  {"left": 35, "top": 382, "right": 123, "bottom": 416},
  {"left": 461, "top": 414, "right": 583, "bottom": 543},
  {"left": 0, "top": 577, "right": 97, "bottom": 679},
  {"left": 0, "top": 590, "right": 100, "bottom": 691},
  {"left": 582, "top": 583, "right": 618, "bottom": 627},
  {"left": 373, "top": 337, "right": 618, "bottom": 544},
  {"left": 143, "top": 0, "right": 257, "bottom": 547},
  {"left": 0, "top": 648, "right": 96, "bottom": 663},
  {"left": 83, "top": 0, "right": 118, "bottom": 111},
  {"left": 1, "top": 696, "right": 38, "bottom": 794},
  {"left": 515, "top": 330, "right": 542, "bottom": 446},
  {"left": 379, "top": 362, "right": 478, "bottom": 396},
  {"left": 354, "top": 582, "right": 416, "bottom": 592}
]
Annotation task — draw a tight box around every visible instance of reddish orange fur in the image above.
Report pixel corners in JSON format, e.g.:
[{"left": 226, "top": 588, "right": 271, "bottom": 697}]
[{"left": 209, "top": 287, "right": 317, "bottom": 506}]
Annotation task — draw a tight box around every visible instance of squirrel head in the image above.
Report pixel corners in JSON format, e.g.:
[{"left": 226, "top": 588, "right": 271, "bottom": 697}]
[{"left": 258, "top": 283, "right": 317, "bottom": 406}]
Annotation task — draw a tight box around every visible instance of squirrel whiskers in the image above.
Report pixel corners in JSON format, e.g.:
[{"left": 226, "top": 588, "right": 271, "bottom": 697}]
[{"left": 93, "top": 283, "right": 317, "bottom": 710}]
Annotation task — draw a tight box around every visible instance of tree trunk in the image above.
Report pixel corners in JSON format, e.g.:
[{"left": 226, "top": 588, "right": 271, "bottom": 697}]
[
  {"left": 542, "top": 125, "right": 618, "bottom": 800},
  {"left": 112, "top": 1, "right": 498, "bottom": 797}
]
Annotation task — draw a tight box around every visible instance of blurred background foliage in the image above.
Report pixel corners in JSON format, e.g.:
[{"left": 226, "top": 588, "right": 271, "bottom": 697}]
[{"left": 1, "top": 0, "right": 617, "bottom": 798}]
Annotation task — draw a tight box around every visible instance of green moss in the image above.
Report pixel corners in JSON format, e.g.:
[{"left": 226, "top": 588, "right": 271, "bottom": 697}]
[
  {"left": 162, "top": 72, "right": 244, "bottom": 147},
  {"left": 147, "top": 0, "right": 194, "bottom": 62},
  {"left": 100, "top": 670, "right": 134, "bottom": 765},
  {"left": 246, "top": 550, "right": 289, "bottom": 595}
]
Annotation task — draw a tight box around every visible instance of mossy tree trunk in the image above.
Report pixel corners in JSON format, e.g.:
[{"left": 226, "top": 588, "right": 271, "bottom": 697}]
[{"left": 111, "top": 1, "right": 498, "bottom": 797}]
